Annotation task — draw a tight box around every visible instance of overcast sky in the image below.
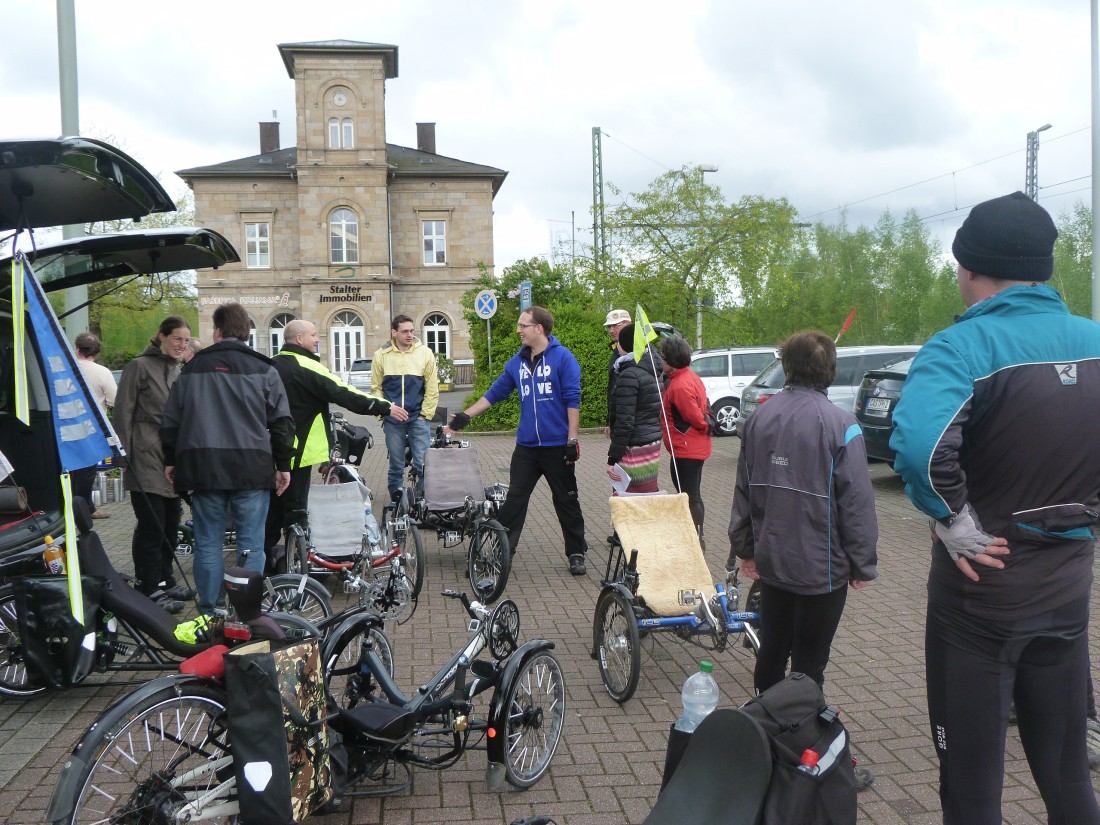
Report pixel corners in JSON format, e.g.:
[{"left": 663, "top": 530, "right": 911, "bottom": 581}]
[{"left": 2, "top": 0, "right": 1093, "bottom": 271}]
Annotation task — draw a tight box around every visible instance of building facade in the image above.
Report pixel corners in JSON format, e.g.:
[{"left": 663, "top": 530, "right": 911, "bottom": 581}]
[{"left": 177, "top": 40, "right": 506, "bottom": 379}]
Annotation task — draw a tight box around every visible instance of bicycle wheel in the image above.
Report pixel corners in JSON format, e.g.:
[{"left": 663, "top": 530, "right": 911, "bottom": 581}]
[
  {"left": 500, "top": 652, "right": 566, "bottom": 788},
  {"left": 469, "top": 519, "right": 510, "bottom": 604},
  {"left": 743, "top": 580, "right": 762, "bottom": 655},
  {"left": 322, "top": 615, "right": 394, "bottom": 710},
  {"left": 0, "top": 585, "right": 46, "bottom": 697},
  {"left": 390, "top": 518, "right": 425, "bottom": 599},
  {"left": 281, "top": 527, "right": 310, "bottom": 576},
  {"left": 57, "top": 682, "right": 234, "bottom": 825},
  {"left": 593, "top": 589, "right": 640, "bottom": 703},
  {"left": 262, "top": 574, "right": 333, "bottom": 626}
]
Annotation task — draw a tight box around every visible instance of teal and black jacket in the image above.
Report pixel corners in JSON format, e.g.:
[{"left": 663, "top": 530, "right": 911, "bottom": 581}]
[{"left": 892, "top": 284, "right": 1100, "bottom": 619}]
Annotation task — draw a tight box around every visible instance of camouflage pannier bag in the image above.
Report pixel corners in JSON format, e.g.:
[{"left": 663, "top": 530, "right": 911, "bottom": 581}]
[{"left": 225, "top": 636, "right": 336, "bottom": 824}]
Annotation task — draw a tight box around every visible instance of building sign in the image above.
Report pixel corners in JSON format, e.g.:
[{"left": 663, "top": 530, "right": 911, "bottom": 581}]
[
  {"left": 320, "top": 284, "right": 373, "bottom": 303},
  {"left": 200, "top": 293, "right": 291, "bottom": 307}
]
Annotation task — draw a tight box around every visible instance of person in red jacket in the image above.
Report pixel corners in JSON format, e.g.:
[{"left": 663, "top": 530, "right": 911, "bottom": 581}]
[{"left": 659, "top": 335, "right": 712, "bottom": 536}]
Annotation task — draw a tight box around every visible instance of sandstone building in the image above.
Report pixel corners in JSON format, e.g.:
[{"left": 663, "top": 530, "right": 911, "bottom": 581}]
[{"left": 177, "top": 40, "right": 506, "bottom": 379}]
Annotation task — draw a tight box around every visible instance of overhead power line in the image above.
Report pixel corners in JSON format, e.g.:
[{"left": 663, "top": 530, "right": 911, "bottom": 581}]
[{"left": 803, "top": 126, "right": 1091, "bottom": 221}]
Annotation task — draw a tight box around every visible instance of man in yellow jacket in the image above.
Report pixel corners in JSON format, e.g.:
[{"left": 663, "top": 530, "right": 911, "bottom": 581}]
[
  {"left": 264, "top": 319, "right": 406, "bottom": 572},
  {"left": 372, "top": 314, "right": 439, "bottom": 501}
]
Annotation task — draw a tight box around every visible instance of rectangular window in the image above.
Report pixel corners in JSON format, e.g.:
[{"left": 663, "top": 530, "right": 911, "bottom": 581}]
[
  {"left": 422, "top": 220, "right": 447, "bottom": 266},
  {"left": 245, "top": 222, "right": 270, "bottom": 268},
  {"left": 341, "top": 118, "right": 354, "bottom": 149}
]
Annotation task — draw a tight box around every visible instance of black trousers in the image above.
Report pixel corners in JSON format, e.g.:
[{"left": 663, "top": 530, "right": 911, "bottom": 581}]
[
  {"left": 495, "top": 444, "right": 587, "bottom": 559},
  {"left": 753, "top": 581, "right": 848, "bottom": 694},
  {"left": 669, "top": 456, "right": 705, "bottom": 532},
  {"left": 926, "top": 592, "right": 1100, "bottom": 825},
  {"left": 130, "top": 492, "right": 183, "bottom": 595},
  {"left": 264, "top": 466, "right": 313, "bottom": 559},
  {"left": 70, "top": 465, "right": 99, "bottom": 512}
]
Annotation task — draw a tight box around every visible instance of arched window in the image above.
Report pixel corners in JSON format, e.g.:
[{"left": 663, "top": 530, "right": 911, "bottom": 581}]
[
  {"left": 423, "top": 313, "right": 450, "bottom": 359},
  {"left": 327, "top": 117, "right": 355, "bottom": 149},
  {"left": 269, "top": 313, "right": 295, "bottom": 354},
  {"left": 329, "top": 311, "right": 365, "bottom": 377},
  {"left": 246, "top": 317, "right": 257, "bottom": 352},
  {"left": 329, "top": 208, "right": 359, "bottom": 264}
]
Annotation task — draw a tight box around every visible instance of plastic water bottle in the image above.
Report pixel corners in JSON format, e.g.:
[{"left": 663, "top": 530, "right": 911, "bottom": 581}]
[
  {"left": 798, "top": 749, "right": 820, "bottom": 775},
  {"left": 674, "top": 660, "right": 719, "bottom": 732},
  {"left": 364, "top": 502, "right": 381, "bottom": 549}
]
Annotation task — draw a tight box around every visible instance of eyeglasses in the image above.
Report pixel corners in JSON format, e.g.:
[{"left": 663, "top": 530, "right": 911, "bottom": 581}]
[{"left": 517, "top": 323, "right": 538, "bottom": 330}]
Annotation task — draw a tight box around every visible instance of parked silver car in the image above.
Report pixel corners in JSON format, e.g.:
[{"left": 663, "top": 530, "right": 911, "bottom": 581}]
[
  {"left": 690, "top": 346, "right": 777, "bottom": 436},
  {"left": 734, "top": 345, "right": 921, "bottom": 437}
]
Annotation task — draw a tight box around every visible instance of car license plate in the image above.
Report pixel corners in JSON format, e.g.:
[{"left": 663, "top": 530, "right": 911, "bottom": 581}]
[{"left": 865, "top": 397, "right": 891, "bottom": 416}]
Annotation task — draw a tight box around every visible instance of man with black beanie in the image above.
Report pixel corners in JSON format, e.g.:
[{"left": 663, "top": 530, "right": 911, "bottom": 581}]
[{"left": 892, "top": 192, "right": 1100, "bottom": 825}]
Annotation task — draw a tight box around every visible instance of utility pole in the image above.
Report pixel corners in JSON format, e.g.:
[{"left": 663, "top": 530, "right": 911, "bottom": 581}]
[
  {"left": 591, "top": 127, "right": 607, "bottom": 270},
  {"left": 1024, "top": 123, "right": 1051, "bottom": 201},
  {"left": 57, "top": 0, "right": 88, "bottom": 339}
]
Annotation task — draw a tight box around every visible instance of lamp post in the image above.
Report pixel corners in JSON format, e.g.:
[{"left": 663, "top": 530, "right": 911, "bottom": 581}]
[{"left": 1024, "top": 123, "right": 1052, "bottom": 201}]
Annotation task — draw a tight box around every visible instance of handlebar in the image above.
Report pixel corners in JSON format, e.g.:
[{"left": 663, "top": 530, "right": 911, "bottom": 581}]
[
  {"left": 440, "top": 589, "right": 491, "bottom": 621},
  {"left": 432, "top": 425, "right": 468, "bottom": 449}
]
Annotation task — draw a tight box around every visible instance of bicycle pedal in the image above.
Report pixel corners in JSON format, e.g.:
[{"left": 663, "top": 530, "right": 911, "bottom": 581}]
[
  {"left": 343, "top": 580, "right": 363, "bottom": 594},
  {"left": 444, "top": 530, "right": 462, "bottom": 546}
]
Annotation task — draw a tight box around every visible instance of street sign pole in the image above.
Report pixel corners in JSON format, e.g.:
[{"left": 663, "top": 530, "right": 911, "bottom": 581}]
[{"left": 474, "top": 289, "right": 499, "bottom": 373}]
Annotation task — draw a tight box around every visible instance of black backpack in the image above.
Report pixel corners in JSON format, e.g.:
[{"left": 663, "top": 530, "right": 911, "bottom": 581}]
[{"left": 738, "top": 672, "right": 858, "bottom": 825}]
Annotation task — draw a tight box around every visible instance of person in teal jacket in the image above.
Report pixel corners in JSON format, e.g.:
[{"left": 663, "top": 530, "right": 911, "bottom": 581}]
[{"left": 892, "top": 192, "right": 1100, "bottom": 825}]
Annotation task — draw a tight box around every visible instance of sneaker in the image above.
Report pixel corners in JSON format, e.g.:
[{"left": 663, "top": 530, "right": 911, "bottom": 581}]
[
  {"left": 568, "top": 554, "right": 586, "bottom": 576},
  {"left": 164, "top": 584, "right": 196, "bottom": 600},
  {"left": 853, "top": 765, "right": 875, "bottom": 792},
  {"left": 1087, "top": 717, "right": 1100, "bottom": 767},
  {"left": 91, "top": 510, "right": 111, "bottom": 519}
]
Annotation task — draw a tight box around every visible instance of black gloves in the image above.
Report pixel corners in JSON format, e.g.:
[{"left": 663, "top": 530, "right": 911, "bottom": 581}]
[{"left": 450, "top": 411, "right": 471, "bottom": 431}]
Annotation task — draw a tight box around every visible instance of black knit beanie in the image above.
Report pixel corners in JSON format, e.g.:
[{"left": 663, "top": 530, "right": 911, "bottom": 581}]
[
  {"left": 952, "top": 191, "right": 1057, "bottom": 280},
  {"left": 618, "top": 323, "right": 636, "bottom": 353}
]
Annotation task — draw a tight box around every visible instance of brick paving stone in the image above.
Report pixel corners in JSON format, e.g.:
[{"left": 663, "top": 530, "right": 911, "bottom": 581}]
[{"left": 3, "top": 411, "right": 1100, "bottom": 824}]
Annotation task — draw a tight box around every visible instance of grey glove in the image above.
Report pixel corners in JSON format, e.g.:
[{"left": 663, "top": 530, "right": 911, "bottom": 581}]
[{"left": 931, "top": 504, "right": 997, "bottom": 562}]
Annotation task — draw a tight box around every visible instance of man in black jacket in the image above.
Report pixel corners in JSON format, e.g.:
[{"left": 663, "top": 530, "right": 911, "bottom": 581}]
[
  {"left": 263, "top": 319, "right": 406, "bottom": 572},
  {"left": 161, "top": 303, "right": 295, "bottom": 616}
]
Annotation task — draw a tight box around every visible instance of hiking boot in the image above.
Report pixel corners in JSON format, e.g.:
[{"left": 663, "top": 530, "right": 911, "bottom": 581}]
[
  {"left": 164, "top": 584, "right": 196, "bottom": 600},
  {"left": 854, "top": 765, "right": 875, "bottom": 792},
  {"left": 568, "top": 554, "right": 586, "bottom": 576}
]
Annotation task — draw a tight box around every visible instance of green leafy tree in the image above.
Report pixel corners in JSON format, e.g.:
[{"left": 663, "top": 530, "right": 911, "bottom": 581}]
[
  {"left": 1052, "top": 202, "right": 1093, "bottom": 317},
  {"left": 598, "top": 167, "right": 799, "bottom": 337}
]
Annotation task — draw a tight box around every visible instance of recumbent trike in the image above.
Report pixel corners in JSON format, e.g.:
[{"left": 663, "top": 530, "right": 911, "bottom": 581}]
[{"left": 591, "top": 492, "right": 761, "bottom": 703}]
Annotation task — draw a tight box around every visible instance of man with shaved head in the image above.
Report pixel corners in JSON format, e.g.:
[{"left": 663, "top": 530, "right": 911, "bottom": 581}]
[{"left": 263, "top": 318, "right": 407, "bottom": 572}]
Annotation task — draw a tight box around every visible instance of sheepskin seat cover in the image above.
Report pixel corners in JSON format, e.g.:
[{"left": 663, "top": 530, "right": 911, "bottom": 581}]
[{"left": 609, "top": 493, "right": 714, "bottom": 616}]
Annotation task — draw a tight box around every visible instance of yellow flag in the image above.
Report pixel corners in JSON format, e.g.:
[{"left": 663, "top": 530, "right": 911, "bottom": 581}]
[
  {"left": 12, "top": 258, "right": 27, "bottom": 426},
  {"left": 633, "top": 304, "right": 658, "bottom": 363}
]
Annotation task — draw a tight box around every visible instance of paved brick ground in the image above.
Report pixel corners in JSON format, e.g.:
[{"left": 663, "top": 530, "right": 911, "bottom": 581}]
[{"left": 3, "top": 415, "right": 1100, "bottom": 824}]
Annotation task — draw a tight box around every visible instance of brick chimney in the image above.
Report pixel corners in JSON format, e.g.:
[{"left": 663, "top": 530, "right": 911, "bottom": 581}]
[
  {"left": 259, "top": 121, "right": 280, "bottom": 154},
  {"left": 416, "top": 122, "right": 436, "bottom": 155}
]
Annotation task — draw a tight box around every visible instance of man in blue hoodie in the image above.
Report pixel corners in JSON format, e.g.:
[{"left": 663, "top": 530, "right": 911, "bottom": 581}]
[{"left": 445, "top": 306, "right": 588, "bottom": 575}]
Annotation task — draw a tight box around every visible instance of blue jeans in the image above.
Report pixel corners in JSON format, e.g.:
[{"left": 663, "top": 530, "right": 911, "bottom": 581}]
[
  {"left": 191, "top": 489, "right": 269, "bottom": 614},
  {"left": 384, "top": 417, "right": 430, "bottom": 498}
]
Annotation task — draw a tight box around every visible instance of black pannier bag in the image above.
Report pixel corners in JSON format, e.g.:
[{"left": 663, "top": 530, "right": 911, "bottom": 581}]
[
  {"left": 224, "top": 636, "right": 336, "bottom": 824},
  {"left": 738, "top": 672, "right": 858, "bottom": 825},
  {"left": 13, "top": 574, "right": 104, "bottom": 689},
  {"left": 335, "top": 424, "right": 371, "bottom": 467}
]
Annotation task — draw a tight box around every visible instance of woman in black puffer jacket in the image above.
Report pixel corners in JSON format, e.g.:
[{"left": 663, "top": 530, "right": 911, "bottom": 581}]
[{"left": 608, "top": 323, "right": 665, "bottom": 493}]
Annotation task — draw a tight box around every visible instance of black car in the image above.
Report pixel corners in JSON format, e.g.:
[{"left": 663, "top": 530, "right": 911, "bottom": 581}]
[{"left": 853, "top": 356, "right": 916, "bottom": 466}]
